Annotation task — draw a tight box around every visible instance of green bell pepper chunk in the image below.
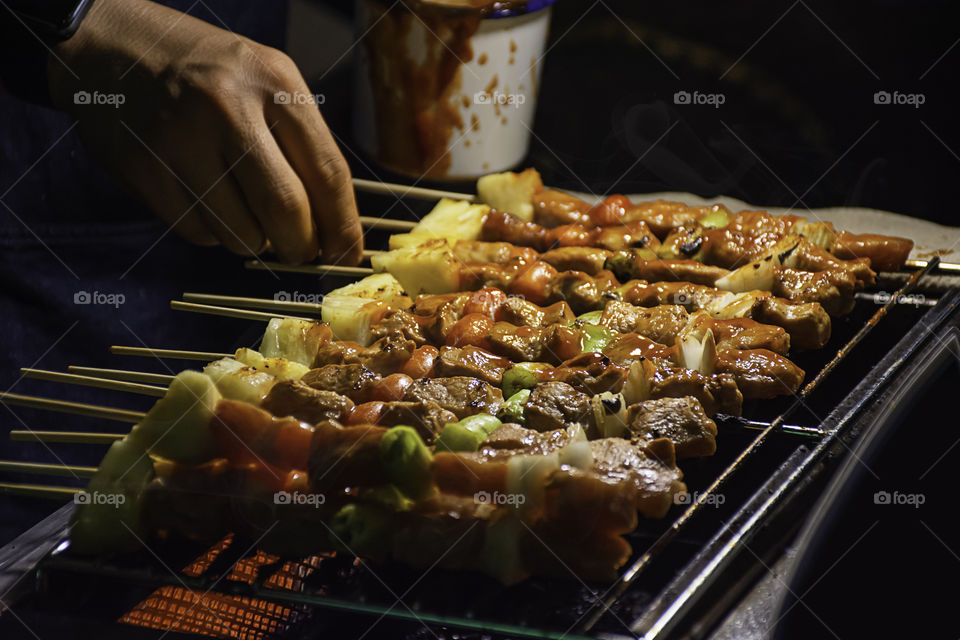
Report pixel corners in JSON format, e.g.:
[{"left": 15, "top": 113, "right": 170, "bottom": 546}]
[
  {"left": 581, "top": 324, "right": 615, "bottom": 354},
  {"left": 435, "top": 414, "right": 503, "bottom": 452},
  {"left": 330, "top": 503, "right": 392, "bottom": 555},
  {"left": 573, "top": 310, "right": 602, "bottom": 327},
  {"left": 502, "top": 362, "right": 551, "bottom": 399},
  {"left": 379, "top": 426, "right": 434, "bottom": 500},
  {"left": 498, "top": 389, "right": 531, "bottom": 425}
]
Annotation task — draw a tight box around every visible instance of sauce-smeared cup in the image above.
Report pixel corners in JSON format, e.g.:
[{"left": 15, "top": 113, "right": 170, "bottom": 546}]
[{"left": 353, "top": 0, "right": 555, "bottom": 180}]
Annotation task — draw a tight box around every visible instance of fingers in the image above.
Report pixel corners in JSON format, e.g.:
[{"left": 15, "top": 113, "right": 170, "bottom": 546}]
[
  {"left": 226, "top": 112, "right": 320, "bottom": 264},
  {"left": 266, "top": 98, "right": 364, "bottom": 266}
]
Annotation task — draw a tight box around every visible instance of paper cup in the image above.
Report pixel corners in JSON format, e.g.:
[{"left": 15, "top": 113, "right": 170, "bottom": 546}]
[{"left": 353, "top": 1, "right": 555, "bottom": 181}]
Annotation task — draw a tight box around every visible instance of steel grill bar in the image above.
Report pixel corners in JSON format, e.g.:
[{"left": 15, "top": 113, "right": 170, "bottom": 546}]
[{"left": 580, "top": 256, "right": 940, "bottom": 633}]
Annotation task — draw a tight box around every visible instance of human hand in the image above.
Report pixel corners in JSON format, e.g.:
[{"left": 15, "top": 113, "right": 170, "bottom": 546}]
[{"left": 47, "top": 0, "right": 363, "bottom": 265}]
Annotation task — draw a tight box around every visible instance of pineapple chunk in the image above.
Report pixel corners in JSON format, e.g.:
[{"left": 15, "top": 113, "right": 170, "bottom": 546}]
[
  {"left": 323, "top": 272, "right": 410, "bottom": 309},
  {"left": 389, "top": 198, "right": 491, "bottom": 249},
  {"left": 370, "top": 239, "right": 461, "bottom": 296},
  {"left": 321, "top": 295, "right": 386, "bottom": 345},
  {"left": 235, "top": 348, "right": 310, "bottom": 380},
  {"left": 127, "top": 370, "right": 220, "bottom": 464},
  {"left": 476, "top": 168, "right": 543, "bottom": 221},
  {"left": 260, "top": 317, "right": 328, "bottom": 366},
  {"left": 203, "top": 358, "right": 277, "bottom": 405}
]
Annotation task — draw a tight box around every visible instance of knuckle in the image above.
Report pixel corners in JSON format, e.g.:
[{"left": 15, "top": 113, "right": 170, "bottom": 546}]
[{"left": 259, "top": 47, "right": 300, "bottom": 85}]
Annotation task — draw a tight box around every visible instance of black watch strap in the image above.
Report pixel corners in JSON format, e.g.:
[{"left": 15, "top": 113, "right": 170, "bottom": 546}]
[
  {"left": 5, "top": 0, "right": 96, "bottom": 43},
  {"left": 0, "top": 0, "right": 95, "bottom": 106}
]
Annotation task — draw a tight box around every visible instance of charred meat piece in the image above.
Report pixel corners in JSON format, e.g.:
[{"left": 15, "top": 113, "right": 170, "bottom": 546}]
[
  {"left": 598, "top": 301, "right": 689, "bottom": 346},
  {"left": 540, "top": 247, "right": 612, "bottom": 274},
  {"left": 645, "top": 365, "right": 743, "bottom": 416},
  {"left": 625, "top": 396, "right": 717, "bottom": 458},
  {"left": 434, "top": 346, "right": 511, "bottom": 385},
  {"left": 772, "top": 267, "right": 856, "bottom": 316},
  {"left": 481, "top": 209, "right": 553, "bottom": 252},
  {"left": 552, "top": 353, "right": 627, "bottom": 395},
  {"left": 524, "top": 381, "right": 594, "bottom": 432},
  {"left": 487, "top": 323, "right": 583, "bottom": 364},
  {"left": 606, "top": 251, "right": 730, "bottom": 286},
  {"left": 580, "top": 437, "right": 686, "bottom": 518},
  {"left": 313, "top": 330, "right": 416, "bottom": 375},
  {"left": 404, "top": 377, "right": 504, "bottom": 419},
  {"left": 601, "top": 334, "right": 676, "bottom": 367},
  {"left": 533, "top": 189, "right": 593, "bottom": 227},
  {"left": 308, "top": 421, "right": 388, "bottom": 494},
  {"left": 684, "top": 313, "right": 791, "bottom": 355},
  {"left": 367, "top": 310, "right": 428, "bottom": 345},
  {"left": 830, "top": 231, "right": 913, "bottom": 273},
  {"left": 542, "top": 269, "right": 619, "bottom": 314},
  {"left": 377, "top": 400, "right": 457, "bottom": 443},
  {"left": 497, "top": 296, "right": 574, "bottom": 328},
  {"left": 262, "top": 380, "right": 354, "bottom": 424},
  {"left": 756, "top": 297, "right": 831, "bottom": 351},
  {"left": 714, "top": 349, "right": 805, "bottom": 399},
  {"left": 301, "top": 364, "right": 381, "bottom": 402}
]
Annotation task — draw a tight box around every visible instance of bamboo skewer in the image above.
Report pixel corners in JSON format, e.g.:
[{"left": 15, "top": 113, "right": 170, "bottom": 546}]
[
  {"left": 170, "top": 300, "right": 312, "bottom": 323},
  {"left": 182, "top": 293, "right": 322, "bottom": 315},
  {"left": 10, "top": 430, "right": 123, "bottom": 444},
  {"left": 110, "top": 346, "right": 231, "bottom": 361},
  {"left": 352, "top": 178, "right": 474, "bottom": 204},
  {"left": 245, "top": 260, "right": 375, "bottom": 277},
  {"left": 0, "top": 482, "right": 81, "bottom": 499},
  {"left": 21, "top": 368, "right": 167, "bottom": 397},
  {"left": 68, "top": 367, "right": 176, "bottom": 385},
  {"left": 0, "top": 460, "right": 98, "bottom": 478},
  {"left": 0, "top": 392, "right": 145, "bottom": 423}
]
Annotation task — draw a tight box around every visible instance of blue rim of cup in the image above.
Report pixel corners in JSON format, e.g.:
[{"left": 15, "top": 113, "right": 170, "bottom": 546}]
[{"left": 486, "top": 0, "right": 557, "bottom": 18}]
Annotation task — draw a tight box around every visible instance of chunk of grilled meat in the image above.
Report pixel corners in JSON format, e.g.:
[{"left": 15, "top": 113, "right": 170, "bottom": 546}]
[
  {"left": 434, "top": 346, "right": 511, "bottom": 385},
  {"left": 524, "top": 381, "right": 594, "bottom": 433},
  {"left": 682, "top": 311, "right": 791, "bottom": 355},
  {"left": 497, "top": 296, "right": 575, "bottom": 328},
  {"left": 377, "top": 400, "right": 457, "bottom": 443},
  {"left": 623, "top": 281, "right": 830, "bottom": 350},
  {"left": 313, "top": 330, "right": 416, "bottom": 374},
  {"left": 261, "top": 380, "right": 354, "bottom": 424},
  {"left": 598, "top": 301, "right": 689, "bottom": 346},
  {"left": 714, "top": 349, "right": 805, "bottom": 399},
  {"left": 830, "top": 231, "right": 913, "bottom": 273},
  {"left": 300, "top": 364, "right": 381, "bottom": 402},
  {"left": 772, "top": 267, "right": 856, "bottom": 316},
  {"left": 482, "top": 208, "right": 661, "bottom": 252},
  {"left": 367, "top": 310, "right": 428, "bottom": 345},
  {"left": 603, "top": 250, "right": 731, "bottom": 286},
  {"left": 487, "top": 323, "right": 583, "bottom": 364},
  {"left": 404, "top": 377, "right": 504, "bottom": 419},
  {"left": 625, "top": 397, "right": 717, "bottom": 458},
  {"left": 434, "top": 425, "right": 686, "bottom": 519}
]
